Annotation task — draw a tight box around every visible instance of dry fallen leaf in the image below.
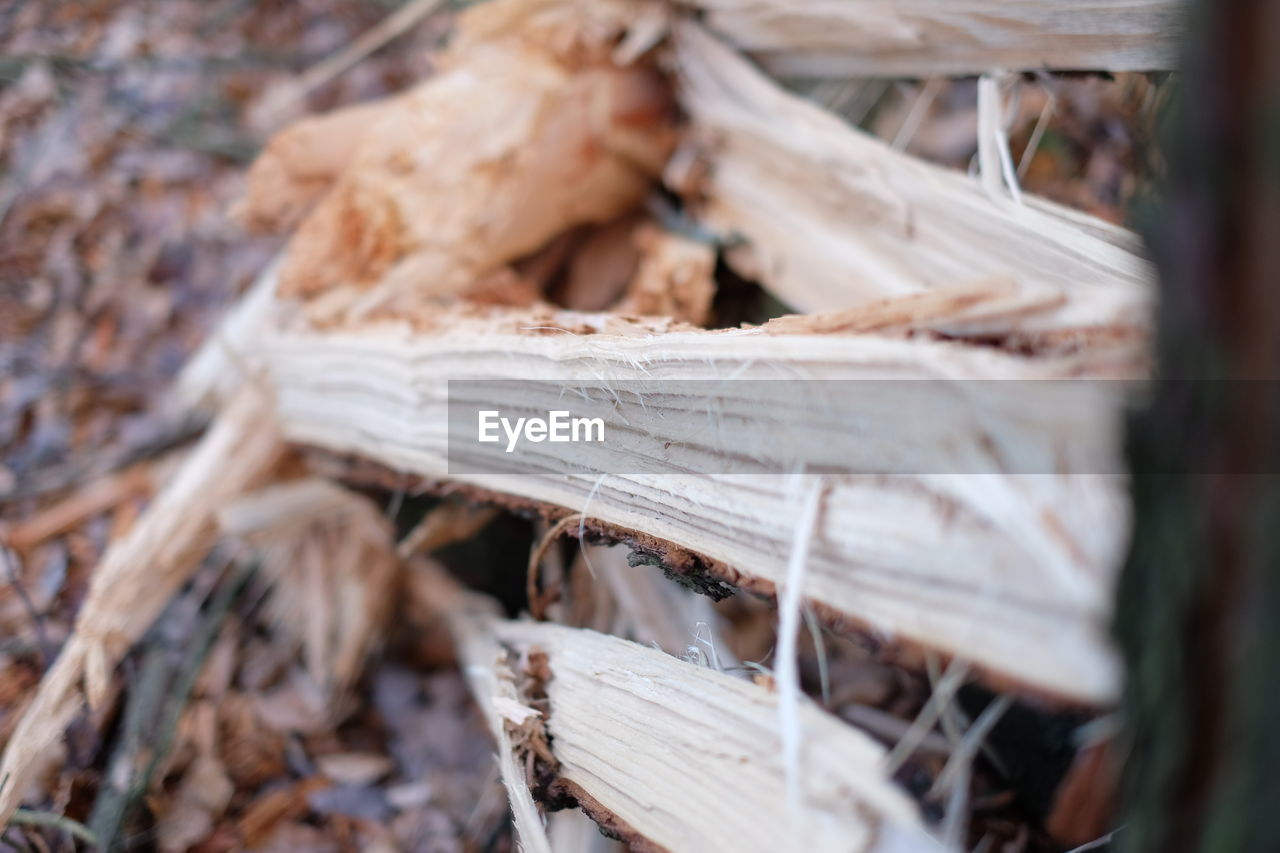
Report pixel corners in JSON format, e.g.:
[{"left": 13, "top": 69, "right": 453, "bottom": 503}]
[
  {"left": 315, "top": 751, "right": 395, "bottom": 787},
  {"left": 156, "top": 754, "right": 234, "bottom": 853}
]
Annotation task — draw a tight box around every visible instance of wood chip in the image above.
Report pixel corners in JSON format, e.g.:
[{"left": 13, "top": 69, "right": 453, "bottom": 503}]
[{"left": 3, "top": 463, "right": 153, "bottom": 553}]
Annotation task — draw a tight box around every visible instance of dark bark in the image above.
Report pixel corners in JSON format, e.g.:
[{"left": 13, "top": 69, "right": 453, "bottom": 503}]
[{"left": 1118, "top": 1, "right": 1280, "bottom": 852}]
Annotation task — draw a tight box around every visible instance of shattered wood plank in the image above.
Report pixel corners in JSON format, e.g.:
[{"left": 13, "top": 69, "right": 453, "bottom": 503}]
[
  {"left": 672, "top": 23, "right": 1153, "bottom": 337},
  {"left": 251, "top": 307, "right": 1129, "bottom": 703},
  {"left": 2, "top": 463, "right": 153, "bottom": 553},
  {"left": 690, "top": 0, "right": 1180, "bottom": 77},
  {"left": 0, "top": 389, "right": 284, "bottom": 825},
  {"left": 476, "top": 616, "right": 946, "bottom": 853}
]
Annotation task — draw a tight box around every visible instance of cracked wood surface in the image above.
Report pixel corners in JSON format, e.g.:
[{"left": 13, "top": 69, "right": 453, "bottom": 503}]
[
  {"left": 248, "top": 307, "right": 1130, "bottom": 703},
  {"left": 478, "top": 616, "right": 946, "bottom": 853}
]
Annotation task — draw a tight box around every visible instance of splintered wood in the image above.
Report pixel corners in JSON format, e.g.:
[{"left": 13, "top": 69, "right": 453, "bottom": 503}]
[
  {"left": 484, "top": 620, "right": 944, "bottom": 853},
  {"left": 217, "top": 479, "right": 399, "bottom": 700},
  {"left": 252, "top": 308, "right": 1129, "bottom": 702},
  {"left": 418, "top": 559, "right": 939, "bottom": 853},
  {"left": 237, "top": 0, "right": 676, "bottom": 321},
  {"left": 412, "top": 566, "right": 554, "bottom": 853},
  {"left": 691, "top": 0, "right": 1181, "bottom": 77},
  {"left": 673, "top": 23, "right": 1152, "bottom": 336},
  {"left": 194, "top": 0, "right": 1148, "bottom": 707}
]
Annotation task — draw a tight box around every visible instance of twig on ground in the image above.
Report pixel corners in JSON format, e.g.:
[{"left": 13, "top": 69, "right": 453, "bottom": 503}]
[
  {"left": 0, "top": 548, "right": 54, "bottom": 669},
  {"left": 526, "top": 514, "right": 583, "bottom": 620},
  {"left": 3, "top": 465, "right": 152, "bottom": 553},
  {"left": 838, "top": 705, "right": 953, "bottom": 756},
  {"left": 253, "top": 0, "right": 446, "bottom": 126},
  {"left": 7, "top": 808, "right": 99, "bottom": 847},
  {"left": 930, "top": 696, "right": 1012, "bottom": 798},
  {"left": 892, "top": 77, "right": 945, "bottom": 150},
  {"left": 883, "top": 658, "right": 971, "bottom": 776},
  {"left": 87, "top": 559, "right": 254, "bottom": 847},
  {"left": 940, "top": 755, "right": 972, "bottom": 848},
  {"left": 1018, "top": 74, "right": 1058, "bottom": 178},
  {"left": 397, "top": 502, "right": 497, "bottom": 559}
]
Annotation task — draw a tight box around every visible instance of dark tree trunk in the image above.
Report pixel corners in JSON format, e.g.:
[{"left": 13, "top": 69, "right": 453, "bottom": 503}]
[{"left": 1118, "top": 1, "right": 1280, "bottom": 852}]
